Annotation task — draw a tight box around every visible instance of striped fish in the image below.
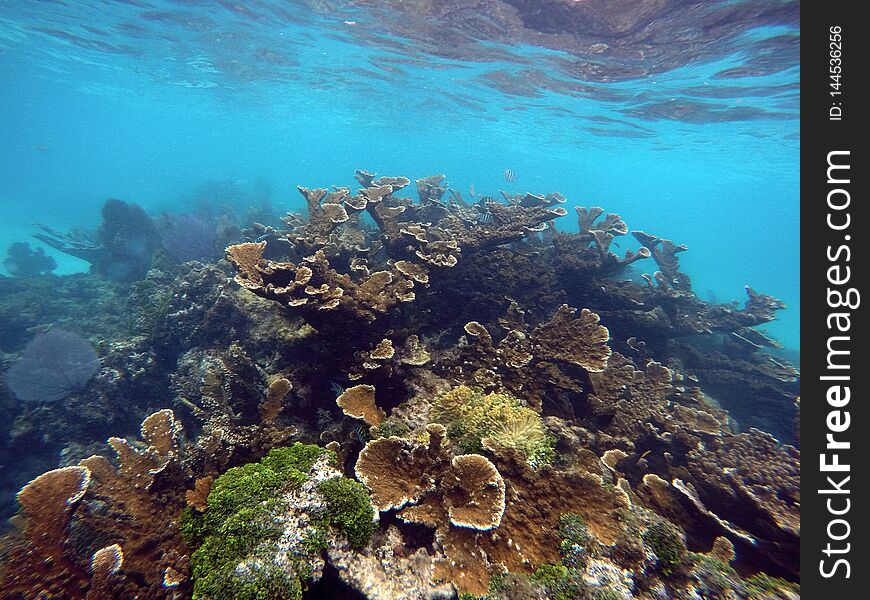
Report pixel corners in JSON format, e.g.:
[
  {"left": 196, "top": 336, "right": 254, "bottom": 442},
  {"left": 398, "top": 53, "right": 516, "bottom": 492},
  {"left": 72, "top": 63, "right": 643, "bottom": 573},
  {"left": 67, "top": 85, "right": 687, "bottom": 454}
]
[
  {"left": 352, "top": 425, "right": 371, "bottom": 444},
  {"left": 476, "top": 197, "right": 494, "bottom": 224},
  {"left": 503, "top": 169, "right": 517, "bottom": 182}
]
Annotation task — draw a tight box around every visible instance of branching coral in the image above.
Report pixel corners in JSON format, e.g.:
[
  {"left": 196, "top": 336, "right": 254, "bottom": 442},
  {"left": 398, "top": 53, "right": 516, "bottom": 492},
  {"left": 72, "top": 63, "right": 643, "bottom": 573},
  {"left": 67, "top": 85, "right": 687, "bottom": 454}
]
[
  {"left": 77, "top": 409, "right": 191, "bottom": 595},
  {"left": 225, "top": 171, "right": 578, "bottom": 365},
  {"left": 677, "top": 429, "right": 800, "bottom": 577},
  {"left": 455, "top": 302, "right": 610, "bottom": 410},
  {"left": 227, "top": 242, "right": 419, "bottom": 339},
  {"left": 172, "top": 345, "right": 299, "bottom": 474},
  {"left": 0, "top": 466, "right": 92, "bottom": 597},
  {"left": 0, "top": 410, "right": 192, "bottom": 598},
  {"left": 531, "top": 304, "right": 611, "bottom": 372},
  {"left": 35, "top": 198, "right": 161, "bottom": 281},
  {"left": 632, "top": 230, "right": 690, "bottom": 291},
  {"left": 586, "top": 353, "right": 676, "bottom": 441}
]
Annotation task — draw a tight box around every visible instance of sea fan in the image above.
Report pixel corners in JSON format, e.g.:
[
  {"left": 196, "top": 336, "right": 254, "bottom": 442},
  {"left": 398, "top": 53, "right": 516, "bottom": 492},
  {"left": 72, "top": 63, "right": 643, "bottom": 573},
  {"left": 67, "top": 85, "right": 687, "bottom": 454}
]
[
  {"left": 156, "top": 213, "right": 219, "bottom": 262},
  {"left": 5, "top": 329, "right": 100, "bottom": 402}
]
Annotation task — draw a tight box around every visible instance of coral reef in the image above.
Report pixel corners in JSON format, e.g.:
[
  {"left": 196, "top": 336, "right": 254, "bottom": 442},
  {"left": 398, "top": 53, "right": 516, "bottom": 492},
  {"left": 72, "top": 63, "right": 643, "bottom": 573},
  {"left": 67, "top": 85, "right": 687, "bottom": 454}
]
[
  {"left": 2, "top": 241, "right": 56, "bottom": 276},
  {"left": 0, "top": 169, "right": 799, "bottom": 599}
]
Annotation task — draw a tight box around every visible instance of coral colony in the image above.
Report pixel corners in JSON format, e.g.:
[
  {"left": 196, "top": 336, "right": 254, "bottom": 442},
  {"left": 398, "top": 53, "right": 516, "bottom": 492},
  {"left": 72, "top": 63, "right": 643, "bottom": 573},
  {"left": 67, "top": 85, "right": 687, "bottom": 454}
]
[{"left": 0, "top": 172, "right": 799, "bottom": 599}]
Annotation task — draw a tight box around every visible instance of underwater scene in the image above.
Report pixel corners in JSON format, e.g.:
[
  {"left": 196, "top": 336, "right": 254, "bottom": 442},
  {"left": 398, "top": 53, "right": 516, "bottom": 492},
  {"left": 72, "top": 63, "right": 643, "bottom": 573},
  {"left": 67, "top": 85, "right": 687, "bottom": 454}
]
[{"left": 0, "top": 1, "right": 800, "bottom": 599}]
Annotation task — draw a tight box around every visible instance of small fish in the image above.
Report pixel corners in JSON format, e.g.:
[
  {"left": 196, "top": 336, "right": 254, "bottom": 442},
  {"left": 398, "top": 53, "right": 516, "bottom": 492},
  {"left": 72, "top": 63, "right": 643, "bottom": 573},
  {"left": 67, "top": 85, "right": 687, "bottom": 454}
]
[
  {"left": 639, "top": 450, "right": 652, "bottom": 459},
  {"left": 503, "top": 169, "right": 517, "bottom": 182},
  {"left": 469, "top": 183, "right": 477, "bottom": 198},
  {"left": 352, "top": 425, "right": 371, "bottom": 444},
  {"left": 329, "top": 381, "right": 345, "bottom": 397},
  {"left": 475, "top": 196, "right": 494, "bottom": 224}
]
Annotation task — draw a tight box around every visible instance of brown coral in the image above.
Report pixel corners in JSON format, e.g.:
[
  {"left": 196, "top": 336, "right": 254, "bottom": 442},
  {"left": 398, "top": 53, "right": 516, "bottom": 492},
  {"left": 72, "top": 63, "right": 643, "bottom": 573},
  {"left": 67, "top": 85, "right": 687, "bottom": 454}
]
[
  {"left": 531, "top": 304, "right": 611, "bottom": 372},
  {"left": 227, "top": 242, "right": 420, "bottom": 338},
  {"left": 1, "top": 411, "right": 192, "bottom": 599},
  {"left": 455, "top": 303, "right": 609, "bottom": 409},
  {"left": 176, "top": 345, "right": 299, "bottom": 474},
  {"left": 87, "top": 544, "right": 124, "bottom": 600},
  {"left": 0, "top": 466, "right": 93, "bottom": 597},
  {"left": 290, "top": 185, "right": 353, "bottom": 253},
  {"left": 632, "top": 230, "right": 690, "bottom": 291},
  {"left": 430, "top": 450, "right": 631, "bottom": 596},
  {"left": 225, "top": 241, "right": 266, "bottom": 282},
  {"left": 442, "top": 454, "right": 506, "bottom": 530},
  {"left": 185, "top": 476, "right": 214, "bottom": 512},
  {"left": 106, "top": 407, "right": 182, "bottom": 489},
  {"left": 355, "top": 436, "right": 440, "bottom": 511},
  {"left": 77, "top": 410, "right": 191, "bottom": 595},
  {"left": 355, "top": 427, "right": 629, "bottom": 596},
  {"left": 683, "top": 429, "right": 800, "bottom": 545},
  {"left": 350, "top": 334, "right": 433, "bottom": 380},
  {"left": 259, "top": 376, "right": 293, "bottom": 422},
  {"left": 336, "top": 384, "right": 387, "bottom": 426},
  {"left": 587, "top": 353, "right": 676, "bottom": 441}
]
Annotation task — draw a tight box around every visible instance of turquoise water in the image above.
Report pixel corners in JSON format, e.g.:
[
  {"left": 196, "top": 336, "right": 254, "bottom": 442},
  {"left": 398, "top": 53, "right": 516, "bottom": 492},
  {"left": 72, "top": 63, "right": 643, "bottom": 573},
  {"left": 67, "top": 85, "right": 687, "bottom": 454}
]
[{"left": 0, "top": 0, "right": 799, "bottom": 348}]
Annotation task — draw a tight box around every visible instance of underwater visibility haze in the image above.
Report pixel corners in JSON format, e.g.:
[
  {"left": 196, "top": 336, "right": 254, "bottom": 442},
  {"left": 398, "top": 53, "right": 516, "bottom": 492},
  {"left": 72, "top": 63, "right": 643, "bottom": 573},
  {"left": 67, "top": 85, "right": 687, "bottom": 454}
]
[{"left": 0, "top": 1, "right": 799, "bottom": 599}]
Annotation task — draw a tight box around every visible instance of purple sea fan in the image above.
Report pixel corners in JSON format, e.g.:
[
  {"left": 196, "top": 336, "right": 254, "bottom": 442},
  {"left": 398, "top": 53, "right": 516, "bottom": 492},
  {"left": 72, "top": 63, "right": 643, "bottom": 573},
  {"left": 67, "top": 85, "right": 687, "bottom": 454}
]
[
  {"left": 5, "top": 329, "right": 100, "bottom": 402},
  {"left": 156, "top": 213, "right": 219, "bottom": 262}
]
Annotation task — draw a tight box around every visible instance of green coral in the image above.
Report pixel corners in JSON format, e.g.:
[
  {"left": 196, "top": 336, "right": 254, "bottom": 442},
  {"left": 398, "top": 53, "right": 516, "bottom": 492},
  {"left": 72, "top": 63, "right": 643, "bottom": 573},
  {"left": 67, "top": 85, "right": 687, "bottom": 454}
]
[
  {"left": 185, "top": 443, "right": 340, "bottom": 600},
  {"left": 558, "top": 514, "right": 592, "bottom": 568},
  {"left": 530, "top": 565, "right": 626, "bottom": 600},
  {"left": 744, "top": 573, "right": 800, "bottom": 598},
  {"left": 430, "top": 386, "right": 554, "bottom": 466},
  {"left": 317, "top": 477, "right": 376, "bottom": 549},
  {"left": 370, "top": 418, "right": 410, "bottom": 439},
  {"left": 642, "top": 521, "right": 687, "bottom": 577},
  {"left": 531, "top": 564, "right": 589, "bottom": 600},
  {"left": 180, "top": 506, "right": 209, "bottom": 548},
  {"left": 203, "top": 444, "right": 325, "bottom": 529}
]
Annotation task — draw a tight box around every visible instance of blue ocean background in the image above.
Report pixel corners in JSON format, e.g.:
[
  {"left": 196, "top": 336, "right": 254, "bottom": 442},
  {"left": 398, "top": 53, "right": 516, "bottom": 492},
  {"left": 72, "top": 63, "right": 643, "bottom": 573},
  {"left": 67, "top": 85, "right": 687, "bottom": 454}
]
[{"left": 0, "top": 1, "right": 799, "bottom": 350}]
